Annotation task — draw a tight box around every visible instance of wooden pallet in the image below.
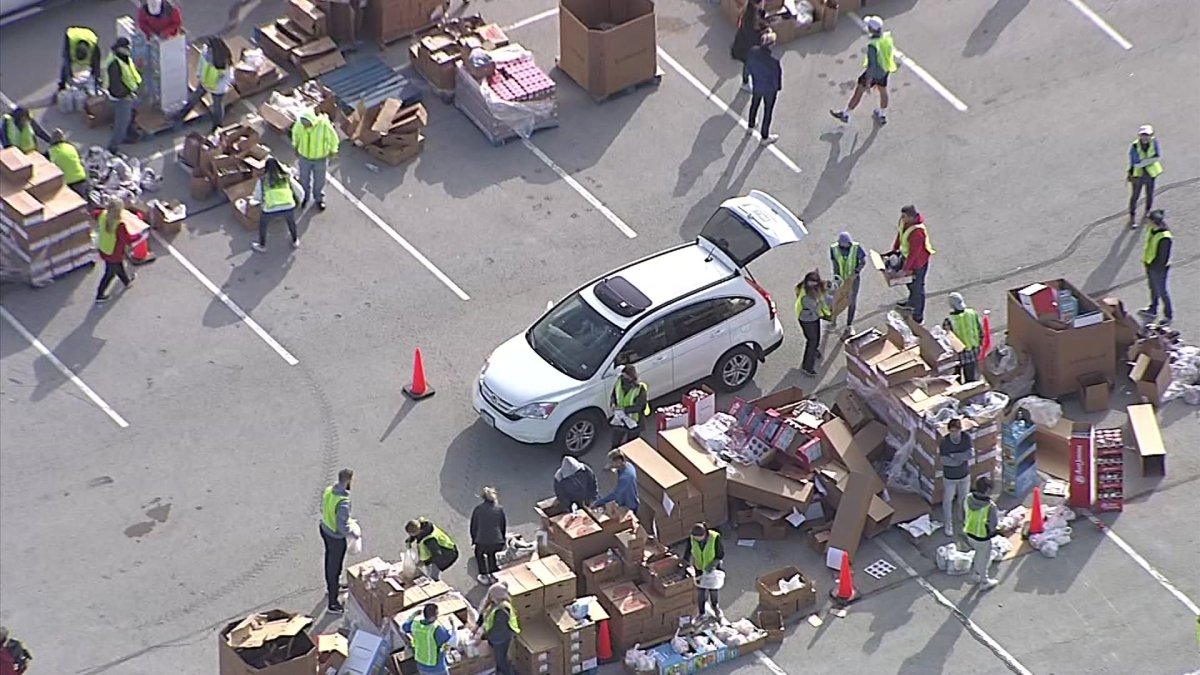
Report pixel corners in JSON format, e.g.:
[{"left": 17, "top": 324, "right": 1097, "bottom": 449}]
[
  {"left": 455, "top": 99, "right": 557, "bottom": 147},
  {"left": 555, "top": 64, "right": 664, "bottom": 103}
]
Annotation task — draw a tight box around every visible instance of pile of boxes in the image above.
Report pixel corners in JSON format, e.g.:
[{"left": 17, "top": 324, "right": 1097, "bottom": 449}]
[
  {"left": 718, "top": 0, "right": 837, "bottom": 46},
  {"left": 409, "top": 17, "right": 511, "bottom": 96},
  {"left": 344, "top": 98, "right": 428, "bottom": 166},
  {"left": 217, "top": 610, "right": 317, "bottom": 675},
  {"left": 755, "top": 566, "right": 817, "bottom": 619},
  {"left": 515, "top": 596, "right": 607, "bottom": 675},
  {"left": 178, "top": 122, "right": 275, "bottom": 229},
  {"left": 1007, "top": 279, "right": 1117, "bottom": 398},
  {"left": 258, "top": 0, "right": 347, "bottom": 80},
  {"left": 258, "top": 81, "right": 338, "bottom": 135},
  {"left": 0, "top": 148, "right": 95, "bottom": 287}
]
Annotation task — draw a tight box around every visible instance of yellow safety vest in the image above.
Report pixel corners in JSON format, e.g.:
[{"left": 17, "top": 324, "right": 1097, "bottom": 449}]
[
  {"left": 615, "top": 379, "right": 650, "bottom": 420},
  {"left": 1142, "top": 228, "right": 1172, "bottom": 266},
  {"left": 48, "top": 141, "right": 87, "bottom": 185},
  {"left": 830, "top": 243, "right": 860, "bottom": 281},
  {"left": 262, "top": 176, "right": 295, "bottom": 211},
  {"left": 102, "top": 53, "right": 142, "bottom": 96},
  {"left": 199, "top": 55, "right": 225, "bottom": 92},
  {"left": 321, "top": 486, "right": 347, "bottom": 533},
  {"left": 898, "top": 222, "right": 935, "bottom": 257},
  {"left": 482, "top": 601, "right": 521, "bottom": 635},
  {"left": 66, "top": 26, "right": 98, "bottom": 69},
  {"left": 690, "top": 531, "right": 720, "bottom": 571},
  {"left": 417, "top": 522, "right": 457, "bottom": 563},
  {"left": 2, "top": 115, "right": 36, "bottom": 153},
  {"left": 96, "top": 210, "right": 119, "bottom": 255},
  {"left": 1131, "top": 139, "right": 1162, "bottom": 178},
  {"left": 291, "top": 115, "right": 338, "bottom": 160},
  {"left": 948, "top": 308, "right": 981, "bottom": 349},
  {"left": 862, "top": 32, "right": 897, "bottom": 73},
  {"left": 410, "top": 619, "right": 445, "bottom": 667},
  {"left": 963, "top": 499, "right": 991, "bottom": 539},
  {"left": 794, "top": 293, "right": 831, "bottom": 321}
]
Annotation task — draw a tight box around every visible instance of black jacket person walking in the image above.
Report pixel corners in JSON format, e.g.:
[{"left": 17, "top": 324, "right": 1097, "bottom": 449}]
[{"left": 746, "top": 31, "right": 782, "bottom": 146}]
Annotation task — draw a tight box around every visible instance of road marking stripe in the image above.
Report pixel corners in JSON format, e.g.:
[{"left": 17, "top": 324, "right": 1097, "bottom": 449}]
[
  {"left": 505, "top": 8, "right": 557, "bottom": 31},
  {"left": 753, "top": 650, "right": 789, "bottom": 675},
  {"left": 520, "top": 139, "right": 638, "bottom": 238},
  {"left": 847, "top": 13, "right": 970, "bottom": 112},
  {"left": 1083, "top": 512, "right": 1199, "bottom": 615},
  {"left": 656, "top": 48, "right": 803, "bottom": 174},
  {"left": 1065, "top": 0, "right": 1133, "bottom": 50},
  {"left": 150, "top": 231, "right": 301, "bottom": 365},
  {"left": 877, "top": 540, "right": 1034, "bottom": 675},
  {"left": 0, "top": 305, "right": 130, "bottom": 428}
]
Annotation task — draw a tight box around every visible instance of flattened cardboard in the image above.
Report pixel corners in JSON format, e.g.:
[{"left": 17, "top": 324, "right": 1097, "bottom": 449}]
[
  {"left": 1126, "top": 404, "right": 1165, "bottom": 476},
  {"left": 827, "top": 472, "right": 874, "bottom": 564},
  {"left": 1129, "top": 352, "right": 1170, "bottom": 406},
  {"left": 620, "top": 438, "right": 688, "bottom": 500}
]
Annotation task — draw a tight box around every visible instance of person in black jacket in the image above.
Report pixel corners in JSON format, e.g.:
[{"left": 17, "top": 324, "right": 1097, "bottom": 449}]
[
  {"left": 730, "top": 0, "right": 766, "bottom": 92},
  {"left": 470, "top": 486, "right": 507, "bottom": 584},
  {"left": 554, "top": 457, "right": 598, "bottom": 511},
  {"left": 1140, "top": 209, "right": 1173, "bottom": 325},
  {"left": 59, "top": 27, "right": 101, "bottom": 93},
  {"left": 104, "top": 38, "right": 141, "bottom": 153},
  {"left": 746, "top": 30, "right": 781, "bottom": 146}
]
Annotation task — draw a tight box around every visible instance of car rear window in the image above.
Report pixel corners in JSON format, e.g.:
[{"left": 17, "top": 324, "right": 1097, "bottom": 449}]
[
  {"left": 527, "top": 293, "right": 624, "bottom": 381},
  {"left": 699, "top": 207, "right": 767, "bottom": 268}
]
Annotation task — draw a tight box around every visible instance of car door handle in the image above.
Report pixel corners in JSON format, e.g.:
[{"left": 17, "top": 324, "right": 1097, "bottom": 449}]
[
  {"left": 709, "top": 327, "right": 727, "bottom": 337},
  {"left": 652, "top": 355, "right": 668, "bottom": 363}
]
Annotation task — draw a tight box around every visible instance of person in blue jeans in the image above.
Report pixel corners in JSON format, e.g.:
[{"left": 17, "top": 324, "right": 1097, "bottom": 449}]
[
  {"left": 593, "top": 449, "right": 639, "bottom": 514},
  {"left": 745, "top": 30, "right": 781, "bottom": 146},
  {"left": 403, "top": 603, "right": 454, "bottom": 675}
]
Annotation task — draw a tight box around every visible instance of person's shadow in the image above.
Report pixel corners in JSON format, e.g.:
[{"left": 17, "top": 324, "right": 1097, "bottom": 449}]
[
  {"left": 798, "top": 127, "right": 880, "bottom": 225},
  {"left": 963, "top": 0, "right": 1031, "bottom": 57}
]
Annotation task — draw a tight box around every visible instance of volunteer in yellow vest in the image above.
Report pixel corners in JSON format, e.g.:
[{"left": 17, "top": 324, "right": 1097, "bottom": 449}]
[
  {"left": 795, "top": 271, "right": 832, "bottom": 378},
  {"left": 47, "top": 128, "right": 90, "bottom": 198},
  {"left": 1, "top": 107, "right": 50, "bottom": 154},
  {"left": 403, "top": 603, "right": 454, "bottom": 675},
  {"left": 102, "top": 38, "right": 142, "bottom": 154},
  {"left": 175, "top": 37, "right": 233, "bottom": 132},
  {"left": 291, "top": 109, "right": 340, "bottom": 211},
  {"left": 829, "top": 231, "right": 866, "bottom": 332},
  {"left": 475, "top": 583, "right": 520, "bottom": 675},
  {"left": 1127, "top": 124, "right": 1163, "bottom": 228},
  {"left": 943, "top": 292, "right": 984, "bottom": 383},
  {"left": 963, "top": 476, "right": 1000, "bottom": 591},
  {"left": 610, "top": 365, "right": 650, "bottom": 449},
  {"left": 405, "top": 517, "right": 459, "bottom": 581},
  {"left": 891, "top": 205, "right": 934, "bottom": 324},
  {"left": 59, "top": 26, "right": 101, "bottom": 93},
  {"left": 683, "top": 524, "right": 726, "bottom": 619},
  {"left": 250, "top": 157, "right": 302, "bottom": 253},
  {"left": 1139, "top": 209, "right": 1173, "bottom": 326},
  {"left": 830, "top": 15, "right": 897, "bottom": 125},
  {"left": 94, "top": 196, "right": 139, "bottom": 304},
  {"left": 318, "top": 468, "right": 353, "bottom": 614}
]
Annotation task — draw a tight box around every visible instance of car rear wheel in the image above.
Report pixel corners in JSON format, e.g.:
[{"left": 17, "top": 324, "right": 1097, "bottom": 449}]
[
  {"left": 713, "top": 345, "right": 758, "bottom": 392},
  {"left": 556, "top": 409, "right": 604, "bottom": 457}
]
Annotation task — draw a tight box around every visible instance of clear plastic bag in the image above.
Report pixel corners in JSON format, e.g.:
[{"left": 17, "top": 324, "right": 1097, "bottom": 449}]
[{"left": 1014, "top": 396, "right": 1063, "bottom": 428}]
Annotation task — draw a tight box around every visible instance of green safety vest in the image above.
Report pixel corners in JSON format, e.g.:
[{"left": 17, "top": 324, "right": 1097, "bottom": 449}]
[
  {"left": 1131, "top": 139, "right": 1162, "bottom": 178},
  {"left": 1142, "top": 228, "right": 1171, "bottom": 266},
  {"left": 962, "top": 499, "right": 991, "bottom": 539},
  {"left": 862, "top": 32, "right": 897, "bottom": 73},
  {"left": 101, "top": 53, "right": 142, "bottom": 96},
  {"left": 482, "top": 601, "right": 521, "bottom": 635},
  {"left": 690, "top": 531, "right": 720, "bottom": 571},
  {"left": 48, "top": 141, "right": 87, "bottom": 185},
  {"left": 794, "top": 293, "right": 830, "bottom": 321},
  {"left": 321, "top": 486, "right": 347, "bottom": 533},
  {"left": 66, "top": 26, "right": 98, "bottom": 69},
  {"left": 96, "top": 210, "right": 119, "bottom": 255},
  {"left": 417, "top": 522, "right": 456, "bottom": 563},
  {"left": 948, "top": 308, "right": 982, "bottom": 349},
  {"left": 2, "top": 115, "right": 36, "bottom": 153},
  {"left": 262, "top": 176, "right": 295, "bottom": 211},
  {"left": 830, "top": 243, "right": 860, "bottom": 281},
  {"left": 898, "top": 222, "right": 935, "bottom": 257},
  {"left": 199, "top": 55, "right": 225, "bottom": 92},
  {"left": 410, "top": 619, "right": 444, "bottom": 667},
  {"left": 615, "top": 379, "right": 650, "bottom": 420},
  {"left": 292, "top": 115, "right": 338, "bottom": 160}
]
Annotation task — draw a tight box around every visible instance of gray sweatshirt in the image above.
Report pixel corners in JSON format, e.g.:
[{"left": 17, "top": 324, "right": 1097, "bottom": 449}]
[
  {"left": 797, "top": 293, "right": 832, "bottom": 322},
  {"left": 320, "top": 483, "right": 352, "bottom": 538},
  {"left": 964, "top": 492, "right": 997, "bottom": 541}
]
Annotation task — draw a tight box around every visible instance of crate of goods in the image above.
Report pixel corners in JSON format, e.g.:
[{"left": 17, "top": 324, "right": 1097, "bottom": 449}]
[
  {"left": 640, "top": 556, "right": 694, "bottom": 600},
  {"left": 558, "top": 0, "right": 658, "bottom": 99},
  {"left": 1002, "top": 420, "right": 1037, "bottom": 499},
  {"left": 581, "top": 551, "right": 626, "bottom": 595},
  {"left": 493, "top": 563, "right": 546, "bottom": 625},
  {"left": 756, "top": 566, "right": 816, "bottom": 618},
  {"left": 597, "top": 581, "right": 652, "bottom": 654},
  {"left": 1093, "top": 428, "right": 1124, "bottom": 512},
  {"left": 547, "top": 510, "right": 610, "bottom": 569},
  {"left": 528, "top": 555, "right": 578, "bottom": 607},
  {"left": 546, "top": 597, "right": 608, "bottom": 675}
]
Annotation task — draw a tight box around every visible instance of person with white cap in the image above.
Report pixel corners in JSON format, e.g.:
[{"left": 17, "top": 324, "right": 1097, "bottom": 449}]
[
  {"left": 1127, "top": 124, "right": 1163, "bottom": 228},
  {"left": 830, "top": 231, "right": 866, "bottom": 332},
  {"left": 942, "top": 292, "right": 984, "bottom": 382},
  {"left": 830, "top": 15, "right": 897, "bottom": 125}
]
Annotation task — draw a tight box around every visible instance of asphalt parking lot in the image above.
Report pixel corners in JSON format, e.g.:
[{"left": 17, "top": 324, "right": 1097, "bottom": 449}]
[{"left": 1, "top": 0, "right": 1198, "bottom": 673}]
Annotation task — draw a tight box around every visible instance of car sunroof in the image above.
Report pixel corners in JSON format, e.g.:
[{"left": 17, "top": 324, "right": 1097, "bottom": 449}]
[{"left": 594, "top": 276, "right": 651, "bottom": 317}]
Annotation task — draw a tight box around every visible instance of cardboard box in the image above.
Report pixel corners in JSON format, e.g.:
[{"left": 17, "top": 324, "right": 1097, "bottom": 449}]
[
  {"left": 340, "top": 628, "right": 392, "bottom": 675},
  {"left": 869, "top": 249, "right": 912, "bottom": 286},
  {"left": 1006, "top": 279, "right": 1116, "bottom": 398},
  {"left": 514, "top": 619, "right": 563, "bottom": 675},
  {"left": 1, "top": 190, "right": 43, "bottom": 226},
  {"left": 655, "top": 428, "right": 726, "bottom": 487},
  {"left": 1078, "top": 372, "right": 1111, "bottom": 413},
  {"left": 725, "top": 463, "right": 814, "bottom": 512},
  {"left": 1129, "top": 352, "right": 1170, "bottom": 406},
  {"left": 558, "top": 0, "right": 657, "bottom": 99},
  {"left": 834, "top": 389, "right": 872, "bottom": 430},
  {"left": 218, "top": 610, "right": 317, "bottom": 675},
  {"left": 288, "top": 0, "right": 327, "bottom": 36},
  {"left": 22, "top": 155, "right": 63, "bottom": 202},
  {"left": 827, "top": 471, "right": 874, "bottom": 567},
  {"left": 753, "top": 610, "right": 785, "bottom": 644},
  {"left": 1126, "top": 404, "right": 1165, "bottom": 476},
  {"left": 755, "top": 567, "right": 816, "bottom": 617},
  {"left": 0, "top": 147, "right": 33, "bottom": 184},
  {"left": 529, "top": 556, "right": 578, "bottom": 606},
  {"left": 620, "top": 438, "right": 689, "bottom": 502}
]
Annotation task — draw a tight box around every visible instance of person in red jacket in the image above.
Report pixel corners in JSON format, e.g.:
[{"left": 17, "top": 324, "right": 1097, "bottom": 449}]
[
  {"left": 95, "top": 196, "right": 141, "bottom": 304},
  {"left": 137, "top": 0, "right": 183, "bottom": 39},
  {"left": 0, "top": 627, "right": 32, "bottom": 674},
  {"left": 890, "top": 205, "right": 934, "bottom": 323}
]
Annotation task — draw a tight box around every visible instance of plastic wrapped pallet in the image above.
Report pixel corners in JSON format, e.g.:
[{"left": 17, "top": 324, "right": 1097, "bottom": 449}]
[{"left": 453, "top": 45, "right": 557, "bottom": 144}]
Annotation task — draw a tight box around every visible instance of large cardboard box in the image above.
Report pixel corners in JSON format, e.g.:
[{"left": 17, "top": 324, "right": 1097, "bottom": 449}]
[
  {"left": 558, "top": 0, "right": 657, "bottom": 99},
  {"left": 514, "top": 619, "right": 564, "bottom": 675},
  {"left": 755, "top": 566, "right": 816, "bottom": 617},
  {"left": 826, "top": 471, "right": 874, "bottom": 568},
  {"left": 620, "top": 438, "right": 689, "bottom": 503},
  {"left": 1129, "top": 351, "right": 1170, "bottom": 406},
  {"left": 1126, "top": 404, "right": 1166, "bottom": 476},
  {"left": 218, "top": 611, "right": 317, "bottom": 675},
  {"left": 725, "top": 462, "right": 814, "bottom": 512},
  {"left": 1006, "top": 279, "right": 1116, "bottom": 398},
  {"left": 0, "top": 147, "right": 33, "bottom": 184},
  {"left": 528, "top": 555, "right": 578, "bottom": 607}
]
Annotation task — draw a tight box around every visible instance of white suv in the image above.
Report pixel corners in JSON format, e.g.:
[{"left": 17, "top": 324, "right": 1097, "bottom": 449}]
[{"left": 472, "top": 191, "right": 807, "bottom": 455}]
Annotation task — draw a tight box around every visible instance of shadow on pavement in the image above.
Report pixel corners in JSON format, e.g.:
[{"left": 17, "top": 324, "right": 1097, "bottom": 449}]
[
  {"left": 799, "top": 127, "right": 881, "bottom": 225},
  {"left": 963, "top": 0, "right": 1031, "bottom": 58}
]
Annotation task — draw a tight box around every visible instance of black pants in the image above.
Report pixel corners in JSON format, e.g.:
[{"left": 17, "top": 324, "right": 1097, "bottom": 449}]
[
  {"left": 178, "top": 88, "right": 225, "bottom": 131},
  {"left": 612, "top": 421, "right": 644, "bottom": 449},
  {"left": 749, "top": 92, "right": 777, "bottom": 136},
  {"left": 800, "top": 318, "right": 821, "bottom": 372},
  {"left": 1146, "top": 266, "right": 1173, "bottom": 319},
  {"left": 97, "top": 260, "right": 131, "bottom": 298},
  {"left": 698, "top": 588, "right": 720, "bottom": 614},
  {"left": 491, "top": 640, "right": 515, "bottom": 675},
  {"left": 259, "top": 208, "right": 298, "bottom": 246},
  {"left": 320, "top": 526, "right": 347, "bottom": 606},
  {"left": 1129, "top": 175, "right": 1155, "bottom": 217},
  {"left": 475, "top": 543, "right": 502, "bottom": 575}
]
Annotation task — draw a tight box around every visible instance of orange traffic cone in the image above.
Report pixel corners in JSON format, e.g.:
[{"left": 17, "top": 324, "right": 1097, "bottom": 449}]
[
  {"left": 403, "top": 348, "right": 435, "bottom": 400},
  {"left": 980, "top": 310, "right": 993, "bottom": 357},
  {"left": 597, "top": 618, "right": 614, "bottom": 663},
  {"left": 1027, "top": 487, "right": 1044, "bottom": 536},
  {"left": 830, "top": 551, "right": 859, "bottom": 604},
  {"left": 127, "top": 234, "right": 155, "bottom": 265}
]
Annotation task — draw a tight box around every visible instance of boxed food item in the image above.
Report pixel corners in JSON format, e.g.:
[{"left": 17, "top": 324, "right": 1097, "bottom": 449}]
[
  {"left": 756, "top": 567, "right": 816, "bottom": 617},
  {"left": 528, "top": 555, "right": 578, "bottom": 607},
  {"left": 513, "top": 618, "right": 563, "bottom": 675}
]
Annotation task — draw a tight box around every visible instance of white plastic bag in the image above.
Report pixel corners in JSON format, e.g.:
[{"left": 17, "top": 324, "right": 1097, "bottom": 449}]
[
  {"left": 401, "top": 548, "right": 420, "bottom": 579},
  {"left": 697, "top": 569, "right": 726, "bottom": 590},
  {"left": 347, "top": 519, "right": 363, "bottom": 554},
  {"left": 1014, "top": 396, "right": 1063, "bottom": 428}
]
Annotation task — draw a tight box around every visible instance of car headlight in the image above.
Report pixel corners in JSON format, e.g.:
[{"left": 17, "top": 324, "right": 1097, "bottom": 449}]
[{"left": 513, "top": 402, "right": 558, "bottom": 419}]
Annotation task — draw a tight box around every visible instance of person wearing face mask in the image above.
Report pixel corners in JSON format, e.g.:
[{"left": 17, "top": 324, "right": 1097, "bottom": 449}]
[
  {"left": 829, "top": 231, "right": 866, "bottom": 333},
  {"left": 137, "top": 0, "right": 184, "bottom": 39},
  {"left": 102, "top": 38, "right": 142, "bottom": 154},
  {"left": 609, "top": 365, "right": 649, "bottom": 449},
  {"left": 593, "top": 449, "right": 640, "bottom": 514},
  {"left": 794, "top": 271, "right": 832, "bottom": 377},
  {"left": 939, "top": 418, "right": 973, "bottom": 538}
]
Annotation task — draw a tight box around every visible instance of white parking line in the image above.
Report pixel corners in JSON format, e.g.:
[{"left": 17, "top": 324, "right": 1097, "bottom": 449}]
[
  {"left": 1083, "top": 512, "right": 1199, "bottom": 615},
  {"left": 520, "top": 139, "right": 638, "bottom": 238},
  {"left": 847, "top": 13, "right": 970, "bottom": 112},
  {"left": 1065, "top": 0, "right": 1133, "bottom": 50},
  {"left": 754, "top": 650, "right": 790, "bottom": 675},
  {"left": 655, "top": 48, "right": 803, "bottom": 174},
  {"left": 877, "top": 540, "right": 1034, "bottom": 675},
  {"left": 505, "top": 8, "right": 557, "bottom": 31},
  {"left": 0, "top": 305, "right": 130, "bottom": 428},
  {"left": 150, "top": 231, "right": 301, "bottom": 365}
]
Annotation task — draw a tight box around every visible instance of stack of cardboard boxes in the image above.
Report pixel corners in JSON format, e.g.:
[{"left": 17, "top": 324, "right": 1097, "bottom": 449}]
[
  {"left": 597, "top": 580, "right": 652, "bottom": 655},
  {"left": 546, "top": 598, "right": 607, "bottom": 675},
  {"left": 346, "top": 557, "right": 453, "bottom": 628},
  {"left": 493, "top": 556, "right": 578, "bottom": 626},
  {"left": 257, "top": 0, "right": 346, "bottom": 80},
  {"left": 180, "top": 123, "right": 274, "bottom": 231},
  {"left": 258, "top": 81, "right": 338, "bottom": 135},
  {"left": 0, "top": 148, "right": 94, "bottom": 287},
  {"left": 409, "top": 17, "right": 510, "bottom": 97},
  {"left": 622, "top": 438, "right": 701, "bottom": 544},
  {"left": 366, "top": 0, "right": 445, "bottom": 47},
  {"left": 344, "top": 98, "right": 428, "bottom": 166}
]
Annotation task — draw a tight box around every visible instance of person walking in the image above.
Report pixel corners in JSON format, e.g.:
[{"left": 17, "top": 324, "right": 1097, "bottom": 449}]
[
  {"left": 58, "top": 26, "right": 101, "bottom": 93},
  {"left": 470, "top": 486, "right": 506, "bottom": 584},
  {"left": 403, "top": 603, "right": 455, "bottom": 675},
  {"left": 892, "top": 205, "right": 934, "bottom": 324},
  {"left": 963, "top": 475, "right": 1000, "bottom": 590},
  {"left": 682, "top": 523, "right": 725, "bottom": 619},
  {"left": 476, "top": 583, "right": 520, "bottom": 675},
  {"left": 745, "top": 30, "right": 781, "bottom": 146},
  {"left": 795, "top": 271, "right": 832, "bottom": 377},
  {"left": 175, "top": 36, "right": 233, "bottom": 132},
  {"left": 0, "top": 627, "right": 32, "bottom": 675},
  {"left": 830, "top": 231, "right": 866, "bottom": 333},
  {"left": 291, "top": 109, "right": 339, "bottom": 211},
  {"left": 406, "top": 517, "right": 460, "bottom": 581},
  {"left": 939, "top": 418, "right": 973, "bottom": 538},
  {"left": 1127, "top": 124, "right": 1162, "bottom": 228},
  {"left": 319, "top": 468, "right": 353, "bottom": 614},
  {"left": 830, "top": 15, "right": 897, "bottom": 125},
  {"left": 943, "top": 292, "right": 984, "bottom": 382},
  {"left": 610, "top": 365, "right": 649, "bottom": 449},
  {"left": 48, "top": 129, "right": 90, "bottom": 199},
  {"left": 554, "top": 457, "right": 598, "bottom": 511},
  {"left": 730, "top": 0, "right": 766, "bottom": 93},
  {"left": 250, "top": 157, "right": 303, "bottom": 253},
  {"left": 102, "top": 37, "right": 141, "bottom": 154},
  {"left": 94, "top": 197, "right": 140, "bottom": 304},
  {"left": 593, "top": 449, "right": 640, "bottom": 514},
  {"left": 1, "top": 107, "right": 50, "bottom": 153},
  {"left": 1139, "top": 209, "right": 1173, "bottom": 325}
]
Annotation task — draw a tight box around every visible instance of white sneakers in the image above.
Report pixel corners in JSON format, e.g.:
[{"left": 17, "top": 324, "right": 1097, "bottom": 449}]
[
  {"left": 760, "top": 134, "right": 779, "bottom": 146},
  {"left": 970, "top": 574, "right": 1000, "bottom": 591}
]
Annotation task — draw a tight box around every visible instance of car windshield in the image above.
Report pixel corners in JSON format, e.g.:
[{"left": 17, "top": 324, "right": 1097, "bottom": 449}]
[
  {"left": 527, "top": 293, "right": 624, "bottom": 381},
  {"left": 699, "top": 207, "right": 766, "bottom": 268}
]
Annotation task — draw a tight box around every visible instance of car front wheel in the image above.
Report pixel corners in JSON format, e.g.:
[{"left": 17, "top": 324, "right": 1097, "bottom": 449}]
[
  {"left": 713, "top": 345, "right": 758, "bottom": 392},
  {"left": 555, "top": 409, "right": 604, "bottom": 457}
]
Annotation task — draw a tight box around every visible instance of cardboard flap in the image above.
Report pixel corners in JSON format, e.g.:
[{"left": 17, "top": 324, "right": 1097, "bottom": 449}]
[{"left": 226, "top": 612, "right": 313, "bottom": 649}]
